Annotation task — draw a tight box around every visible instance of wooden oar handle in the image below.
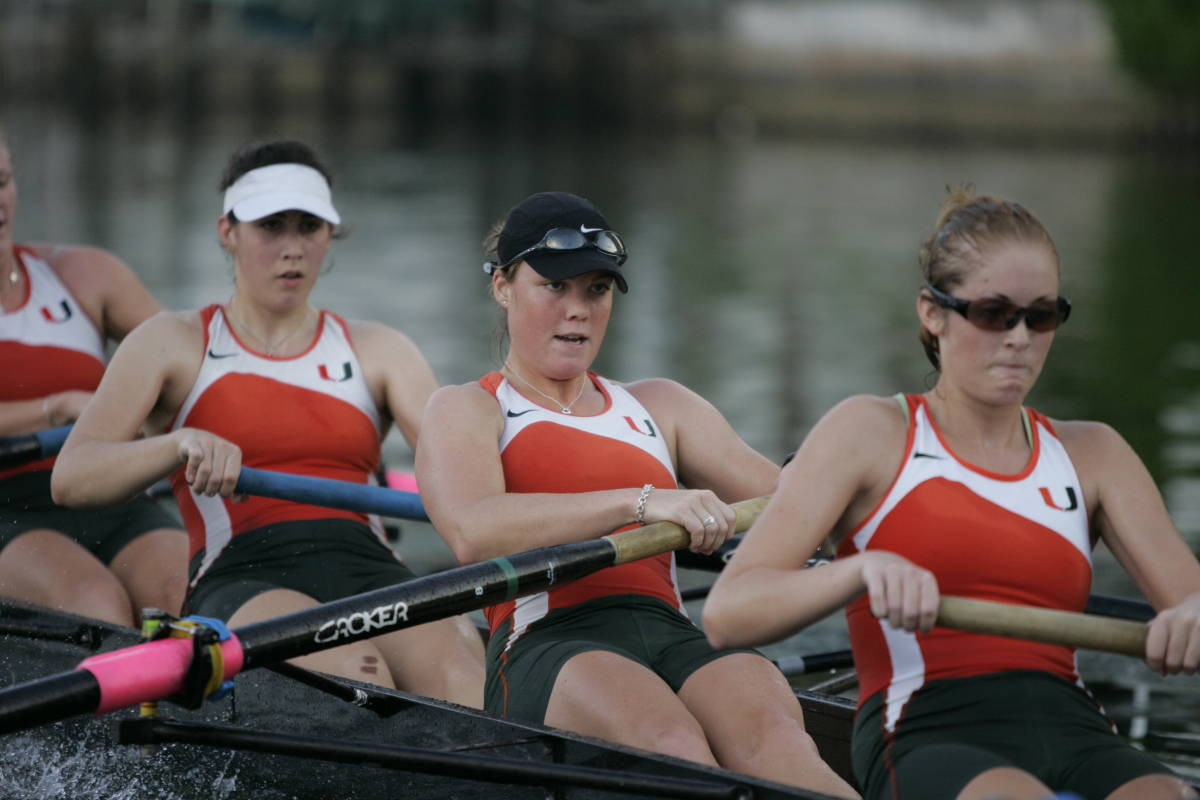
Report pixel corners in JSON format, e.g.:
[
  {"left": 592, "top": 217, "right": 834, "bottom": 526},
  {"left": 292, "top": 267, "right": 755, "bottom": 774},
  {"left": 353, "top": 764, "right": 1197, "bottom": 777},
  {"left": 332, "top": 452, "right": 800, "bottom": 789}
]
[
  {"left": 605, "top": 496, "right": 771, "bottom": 565},
  {"left": 938, "top": 595, "right": 1148, "bottom": 657}
]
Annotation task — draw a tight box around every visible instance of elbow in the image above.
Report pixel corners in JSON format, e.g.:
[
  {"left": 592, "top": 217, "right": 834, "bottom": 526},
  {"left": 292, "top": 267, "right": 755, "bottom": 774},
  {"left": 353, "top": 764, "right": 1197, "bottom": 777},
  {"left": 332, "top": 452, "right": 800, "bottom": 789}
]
[
  {"left": 701, "top": 601, "right": 737, "bottom": 650},
  {"left": 49, "top": 462, "right": 83, "bottom": 507},
  {"left": 437, "top": 520, "right": 485, "bottom": 566}
]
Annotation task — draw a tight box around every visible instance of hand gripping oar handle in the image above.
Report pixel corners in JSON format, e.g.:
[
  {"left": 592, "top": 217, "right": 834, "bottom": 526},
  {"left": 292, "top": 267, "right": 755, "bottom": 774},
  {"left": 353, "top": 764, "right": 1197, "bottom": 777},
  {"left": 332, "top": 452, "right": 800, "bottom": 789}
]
[
  {"left": 235, "top": 467, "right": 428, "bottom": 521},
  {"left": 606, "top": 497, "right": 771, "bottom": 564},
  {"left": 937, "top": 595, "right": 1148, "bottom": 657},
  {"left": 0, "top": 425, "right": 72, "bottom": 469}
]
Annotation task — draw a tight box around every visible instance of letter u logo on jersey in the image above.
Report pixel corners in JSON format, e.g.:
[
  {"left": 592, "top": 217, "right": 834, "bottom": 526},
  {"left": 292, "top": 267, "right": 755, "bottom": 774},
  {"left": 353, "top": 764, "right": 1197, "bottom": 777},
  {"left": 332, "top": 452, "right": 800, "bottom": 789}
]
[
  {"left": 1039, "top": 486, "right": 1079, "bottom": 512},
  {"left": 318, "top": 362, "right": 353, "bottom": 382},
  {"left": 40, "top": 300, "right": 73, "bottom": 323},
  {"left": 624, "top": 416, "right": 657, "bottom": 437}
]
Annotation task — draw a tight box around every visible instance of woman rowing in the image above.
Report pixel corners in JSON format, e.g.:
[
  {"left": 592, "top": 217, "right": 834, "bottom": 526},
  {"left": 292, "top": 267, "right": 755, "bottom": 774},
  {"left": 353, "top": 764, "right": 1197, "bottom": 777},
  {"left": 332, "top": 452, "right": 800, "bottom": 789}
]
[
  {"left": 704, "top": 187, "right": 1200, "bottom": 800},
  {"left": 0, "top": 125, "right": 186, "bottom": 626},
  {"left": 415, "top": 191, "right": 857, "bottom": 797},
  {"left": 52, "top": 140, "right": 485, "bottom": 705}
]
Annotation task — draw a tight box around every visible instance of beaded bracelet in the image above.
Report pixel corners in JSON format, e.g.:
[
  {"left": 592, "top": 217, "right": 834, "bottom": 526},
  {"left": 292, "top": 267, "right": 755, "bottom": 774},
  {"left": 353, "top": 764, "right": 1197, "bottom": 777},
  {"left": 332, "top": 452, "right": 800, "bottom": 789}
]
[{"left": 635, "top": 483, "right": 654, "bottom": 526}]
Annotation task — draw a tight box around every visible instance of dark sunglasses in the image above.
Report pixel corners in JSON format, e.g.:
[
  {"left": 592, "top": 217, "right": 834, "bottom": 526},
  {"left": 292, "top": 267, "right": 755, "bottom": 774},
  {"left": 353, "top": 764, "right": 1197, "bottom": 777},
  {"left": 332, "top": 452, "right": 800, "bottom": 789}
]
[
  {"left": 485, "top": 226, "right": 627, "bottom": 274},
  {"left": 923, "top": 282, "right": 1071, "bottom": 333}
]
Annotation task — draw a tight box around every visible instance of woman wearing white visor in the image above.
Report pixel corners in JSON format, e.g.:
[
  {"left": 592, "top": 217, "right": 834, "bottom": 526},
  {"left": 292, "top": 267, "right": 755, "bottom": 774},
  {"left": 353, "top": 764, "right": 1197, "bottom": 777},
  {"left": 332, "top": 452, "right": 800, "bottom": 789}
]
[{"left": 52, "top": 140, "right": 485, "bottom": 705}]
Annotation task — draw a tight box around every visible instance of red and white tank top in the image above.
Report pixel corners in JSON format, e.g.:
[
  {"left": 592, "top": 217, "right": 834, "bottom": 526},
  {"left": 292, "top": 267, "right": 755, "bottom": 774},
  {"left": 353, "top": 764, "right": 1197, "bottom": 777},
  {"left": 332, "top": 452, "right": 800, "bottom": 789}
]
[
  {"left": 836, "top": 394, "right": 1091, "bottom": 732},
  {"left": 0, "top": 246, "right": 105, "bottom": 480},
  {"left": 480, "top": 371, "right": 683, "bottom": 649},
  {"left": 170, "top": 304, "right": 384, "bottom": 583}
]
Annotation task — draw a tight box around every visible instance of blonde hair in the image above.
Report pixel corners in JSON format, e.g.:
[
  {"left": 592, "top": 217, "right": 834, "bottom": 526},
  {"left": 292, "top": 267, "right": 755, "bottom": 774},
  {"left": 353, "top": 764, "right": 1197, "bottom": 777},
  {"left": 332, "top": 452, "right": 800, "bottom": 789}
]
[{"left": 917, "top": 184, "right": 1060, "bottom": 369}]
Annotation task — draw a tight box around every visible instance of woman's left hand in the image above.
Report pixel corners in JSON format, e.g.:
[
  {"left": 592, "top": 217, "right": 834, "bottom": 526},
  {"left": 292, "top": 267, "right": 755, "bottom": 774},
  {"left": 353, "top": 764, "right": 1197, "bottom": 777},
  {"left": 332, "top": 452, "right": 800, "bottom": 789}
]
[{"left": 1146, "top": 592, "right": 1200, "bottom": 675}]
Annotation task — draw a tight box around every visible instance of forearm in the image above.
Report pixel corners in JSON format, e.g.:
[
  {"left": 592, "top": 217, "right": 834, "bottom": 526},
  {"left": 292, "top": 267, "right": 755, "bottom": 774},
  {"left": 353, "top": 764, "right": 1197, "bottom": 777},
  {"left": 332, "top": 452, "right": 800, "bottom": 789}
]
[
  {"left": 432, "top": 487, "right": 645, "bottom": 565},
  {"left": 704, "top": 556, "right": 868, "bottom": 648},
  {"left": 51, "top": 432, "right": 183, "bottom": 507},
  {"left": 0, "top": 398, "right": 52, "bottom": 436}
]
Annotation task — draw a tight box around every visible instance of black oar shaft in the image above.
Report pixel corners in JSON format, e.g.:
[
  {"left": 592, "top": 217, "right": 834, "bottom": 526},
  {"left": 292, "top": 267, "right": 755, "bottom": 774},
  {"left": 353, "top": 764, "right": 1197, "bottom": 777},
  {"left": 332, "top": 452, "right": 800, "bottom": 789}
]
[
  {"left": 237, "top": 539, "right": 616, "bottom": 668},
  {"left": 0, "top": 670, "right": 100, "bottom": 735},
  {"left": 0, "top": 426, "right": 71, "bottom": 469},
  {"left": 238, "top": 499, "right": 770, "bottom": 668}
]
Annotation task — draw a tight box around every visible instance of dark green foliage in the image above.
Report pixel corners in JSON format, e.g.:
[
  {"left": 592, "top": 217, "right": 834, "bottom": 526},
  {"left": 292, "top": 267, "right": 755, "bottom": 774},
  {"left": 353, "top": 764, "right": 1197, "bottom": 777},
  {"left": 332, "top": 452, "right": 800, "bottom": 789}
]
[{"left": 1098, "top": 1, "right": 1200, "bottom": 97}]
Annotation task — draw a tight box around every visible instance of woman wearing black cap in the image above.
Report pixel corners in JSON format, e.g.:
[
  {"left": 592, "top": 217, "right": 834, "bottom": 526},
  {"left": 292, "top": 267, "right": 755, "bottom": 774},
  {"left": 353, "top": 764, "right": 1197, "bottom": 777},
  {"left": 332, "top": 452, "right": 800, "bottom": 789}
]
[
  {"left": 52, "top": 140, "right": 485, "bottom": 706},
  {"left": 416, "top": 191, "right": 857, "bottom": 797}
]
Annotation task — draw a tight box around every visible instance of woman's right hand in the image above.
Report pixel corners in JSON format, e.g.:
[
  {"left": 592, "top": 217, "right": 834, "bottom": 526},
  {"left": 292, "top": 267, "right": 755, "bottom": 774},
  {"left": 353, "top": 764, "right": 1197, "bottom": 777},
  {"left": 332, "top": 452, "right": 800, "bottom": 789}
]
[
  {"left": 174, "top": 428, "right": 243, "bottom": 497},
  {"left": 640, "top": 487, "right": 736, "bottom": 554},
  {"left": 859, "top": 550, "right": 940, "bottom": 633},
  {"left": 42, "top": 390, "right": 94, "bottom": 427}
]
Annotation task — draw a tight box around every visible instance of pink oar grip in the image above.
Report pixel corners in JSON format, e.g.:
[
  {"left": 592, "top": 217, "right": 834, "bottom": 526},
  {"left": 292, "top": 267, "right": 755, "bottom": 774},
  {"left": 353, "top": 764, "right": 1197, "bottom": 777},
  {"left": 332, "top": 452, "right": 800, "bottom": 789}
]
[
  {"left": 78, "top": 635, "right": 245, "bottom": 714},
  {"left": 385, "top": 470, "right": 419, "bottom": 493}
]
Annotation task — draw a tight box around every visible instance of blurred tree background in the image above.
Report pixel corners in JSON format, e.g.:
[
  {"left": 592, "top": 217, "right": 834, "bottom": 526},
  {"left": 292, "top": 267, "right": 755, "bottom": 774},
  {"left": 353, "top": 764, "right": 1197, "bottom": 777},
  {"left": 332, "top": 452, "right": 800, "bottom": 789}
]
[{"left": 1097, "top": 0, "right": 1200, "bottom": 142}]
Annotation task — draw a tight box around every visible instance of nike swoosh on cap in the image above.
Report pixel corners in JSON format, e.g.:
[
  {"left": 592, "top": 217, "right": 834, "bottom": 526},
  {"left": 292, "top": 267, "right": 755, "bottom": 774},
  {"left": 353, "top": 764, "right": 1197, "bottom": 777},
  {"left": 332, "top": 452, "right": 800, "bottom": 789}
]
[{"left": 579, "top": 225, "right": 605, "bottom": 233}]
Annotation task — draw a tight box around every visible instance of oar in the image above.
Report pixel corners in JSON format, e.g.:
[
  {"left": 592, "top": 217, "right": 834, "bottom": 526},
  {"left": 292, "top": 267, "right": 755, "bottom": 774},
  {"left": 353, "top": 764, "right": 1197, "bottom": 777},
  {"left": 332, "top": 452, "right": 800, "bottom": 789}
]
[
  {"left": 0, "top": 425, "right": 72, "bottom": 469},
  {"left": 0, "top": 497, "right": 771, "bottom": 735},
  {"left": 235, "top": 467, "right": 427, "bottom": 521},
  {"left": 937, "top": 596, "right": 1147, "bottom": 656}
]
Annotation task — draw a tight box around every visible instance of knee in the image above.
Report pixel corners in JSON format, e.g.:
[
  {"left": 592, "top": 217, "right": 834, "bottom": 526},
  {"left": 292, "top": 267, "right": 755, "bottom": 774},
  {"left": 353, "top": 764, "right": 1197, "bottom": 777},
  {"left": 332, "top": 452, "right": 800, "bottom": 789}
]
[
  {"left": 730, "top": 705, "right": 819, "bottom": 764},
  {"left": 63, "top": 577, "right": 135, "bottom": 627},
  {"left": 640, "top": 715, "right": 714, "bottom": 764}
]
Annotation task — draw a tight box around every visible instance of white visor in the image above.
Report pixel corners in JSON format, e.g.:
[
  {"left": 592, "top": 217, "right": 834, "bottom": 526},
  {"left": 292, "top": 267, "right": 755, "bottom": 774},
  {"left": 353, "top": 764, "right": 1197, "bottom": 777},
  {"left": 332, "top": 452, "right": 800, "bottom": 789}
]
[{"left": 222, "top": 163, "right": 341, "bottom": 225}]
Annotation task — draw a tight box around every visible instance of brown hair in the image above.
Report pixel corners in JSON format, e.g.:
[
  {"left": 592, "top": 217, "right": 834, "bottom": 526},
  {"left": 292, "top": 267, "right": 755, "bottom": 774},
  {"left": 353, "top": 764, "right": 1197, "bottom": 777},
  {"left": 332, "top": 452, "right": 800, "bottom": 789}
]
[
  {"left": 917, "top": 185, "right": 1060, "bottom": 369},
  {"left": 483, "top": 218, "right": 517, "bottom": 364}
]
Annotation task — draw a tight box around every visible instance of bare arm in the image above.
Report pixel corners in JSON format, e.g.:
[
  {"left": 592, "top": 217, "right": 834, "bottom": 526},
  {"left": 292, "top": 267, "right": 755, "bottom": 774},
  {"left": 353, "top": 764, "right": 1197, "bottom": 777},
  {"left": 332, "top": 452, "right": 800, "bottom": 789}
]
[
  {"left": 0, "top": 393, "right": 91, "bottom": 436},
  {"left": 348, "top": 319, "right": 438, "bottom": 450},
  {"left": 416, "top": 384, "right": 646, "bottom": 564},
  {"left": 1060, "top": 420, "right": 1200, "bottom": 674},
  {"left": 0, "top": 246, "right": 163, "bottom": 437},
  {"left": 37, "top": 243, "right": 164, "bottom": 341},
  {"left": 704, "top": 395, "right": 937, "bottom": 648},
  {"left": 51, "top": 311, "right": 241, "bottom": 506},
  {"left": 627, "top": 378, "right": 779, "bottom": 500},
  {"left": 416, "top": 380, "right": 743, "bottom": 565}
]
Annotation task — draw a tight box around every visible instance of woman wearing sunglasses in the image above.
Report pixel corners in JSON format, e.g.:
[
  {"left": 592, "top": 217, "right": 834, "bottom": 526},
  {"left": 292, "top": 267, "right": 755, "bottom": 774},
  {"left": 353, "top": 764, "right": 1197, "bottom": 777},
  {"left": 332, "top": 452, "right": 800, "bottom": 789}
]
[
  {"left": 416, "top": 191, "right": 857, "bottom": 798},
  {"left": 704, "top": 187, "right": 1200, "bottom": 800},
  {"left": 52, "top": 140, "right": 485, "bottom": 705}
]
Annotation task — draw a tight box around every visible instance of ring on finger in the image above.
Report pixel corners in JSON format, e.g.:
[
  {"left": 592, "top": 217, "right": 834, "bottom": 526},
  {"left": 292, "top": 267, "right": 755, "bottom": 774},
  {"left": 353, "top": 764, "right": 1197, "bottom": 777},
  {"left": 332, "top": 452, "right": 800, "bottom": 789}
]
[{"left": 701, "top": 515, "right": 716, "bottom": 527}]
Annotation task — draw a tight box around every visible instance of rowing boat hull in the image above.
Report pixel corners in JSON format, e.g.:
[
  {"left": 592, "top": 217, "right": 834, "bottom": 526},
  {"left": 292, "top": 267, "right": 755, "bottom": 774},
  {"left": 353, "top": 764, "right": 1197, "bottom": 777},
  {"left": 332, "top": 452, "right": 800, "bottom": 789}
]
[{"left": 0, "top": 601, "right": 850, "bottom": 799}]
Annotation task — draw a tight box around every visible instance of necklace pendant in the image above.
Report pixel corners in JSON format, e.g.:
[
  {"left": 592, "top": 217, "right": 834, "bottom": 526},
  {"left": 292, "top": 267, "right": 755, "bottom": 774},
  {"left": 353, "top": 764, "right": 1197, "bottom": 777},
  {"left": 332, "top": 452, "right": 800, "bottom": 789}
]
[{"left": 562, "top": 408, "right": 572, "bottom": 414}]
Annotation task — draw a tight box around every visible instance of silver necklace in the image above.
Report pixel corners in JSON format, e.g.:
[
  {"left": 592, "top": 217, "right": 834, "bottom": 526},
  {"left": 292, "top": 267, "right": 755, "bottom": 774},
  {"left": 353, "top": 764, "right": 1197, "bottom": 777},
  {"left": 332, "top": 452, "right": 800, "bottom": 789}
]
[
  {"left": 226, "top": 303, "right": 314, "bottom": 356},
  {"left": 504, "top": 364, "right": 588, "bottom": 414}
]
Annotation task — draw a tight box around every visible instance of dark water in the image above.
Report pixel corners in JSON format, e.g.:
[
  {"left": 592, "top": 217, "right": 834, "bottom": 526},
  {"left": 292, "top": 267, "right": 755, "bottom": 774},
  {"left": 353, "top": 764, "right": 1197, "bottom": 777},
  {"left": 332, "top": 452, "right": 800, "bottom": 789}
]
[{"left": 5, "top": 104, "right": 1200, "bottom": 751}]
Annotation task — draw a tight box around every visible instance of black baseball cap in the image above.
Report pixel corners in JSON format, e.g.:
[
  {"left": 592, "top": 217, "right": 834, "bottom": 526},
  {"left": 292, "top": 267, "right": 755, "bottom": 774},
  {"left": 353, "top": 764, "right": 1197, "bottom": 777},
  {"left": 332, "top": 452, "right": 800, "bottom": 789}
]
[{"left": 496, "top": 191, "right": 628, "bottom": 293}]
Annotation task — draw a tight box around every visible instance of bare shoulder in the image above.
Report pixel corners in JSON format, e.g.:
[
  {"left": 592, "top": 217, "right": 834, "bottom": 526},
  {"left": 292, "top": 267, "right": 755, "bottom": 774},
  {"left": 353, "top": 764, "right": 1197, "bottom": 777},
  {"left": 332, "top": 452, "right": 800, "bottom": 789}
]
[
  {"left": 1049, "top": 418, "right": 1132, "bottom": 466},
  {"left": 815, "top": 394, "right": 908, "bottom": 443},
  {"left": 343, "top": 317, "right": 426, "bottom": 360},
  {"left": 625, "top": 376, "right": 707, "bottom": 415},
  {"left": 428, "top": 380, "right": 497, "bottom": 412},
  {"left": 424, "top": 381, "right": 502, "bottom": 428},
  {"left": 124, "top": 309, "right": 204, "bottom": 351},
  {"left": 32, "top": 243, "right": 134, "bottom": 285}
]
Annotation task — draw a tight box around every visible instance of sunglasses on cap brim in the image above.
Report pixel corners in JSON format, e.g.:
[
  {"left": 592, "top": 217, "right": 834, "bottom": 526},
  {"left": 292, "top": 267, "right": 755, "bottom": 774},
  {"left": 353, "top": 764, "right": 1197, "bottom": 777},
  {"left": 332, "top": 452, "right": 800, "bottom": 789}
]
[
  {"left": 923, "top": 282, "right": 1071, "bottom": 333},
  {"left": 484, "top": 226, "right": 627, "bottom": 274}
]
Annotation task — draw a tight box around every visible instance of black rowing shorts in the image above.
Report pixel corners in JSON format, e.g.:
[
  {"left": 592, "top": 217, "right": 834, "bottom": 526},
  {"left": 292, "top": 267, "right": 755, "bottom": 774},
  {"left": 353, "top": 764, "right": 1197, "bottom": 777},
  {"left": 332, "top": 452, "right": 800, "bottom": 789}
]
[{"left": 184, "top": 518, "right": 417, "bottom": 620}]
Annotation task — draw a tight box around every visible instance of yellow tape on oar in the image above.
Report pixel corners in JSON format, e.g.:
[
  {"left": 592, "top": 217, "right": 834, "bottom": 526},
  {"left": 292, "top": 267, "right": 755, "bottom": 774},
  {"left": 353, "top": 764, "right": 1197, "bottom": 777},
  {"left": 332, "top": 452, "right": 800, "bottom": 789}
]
[
  {"left": 605, "top": 496, "right": 771, "bottom": 565},
  {"left": 937, "top": 595, "right": 1148, "bottom": 657},
  {"left": 169, "top": 619, "right": 230, "bottom": 702}
]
